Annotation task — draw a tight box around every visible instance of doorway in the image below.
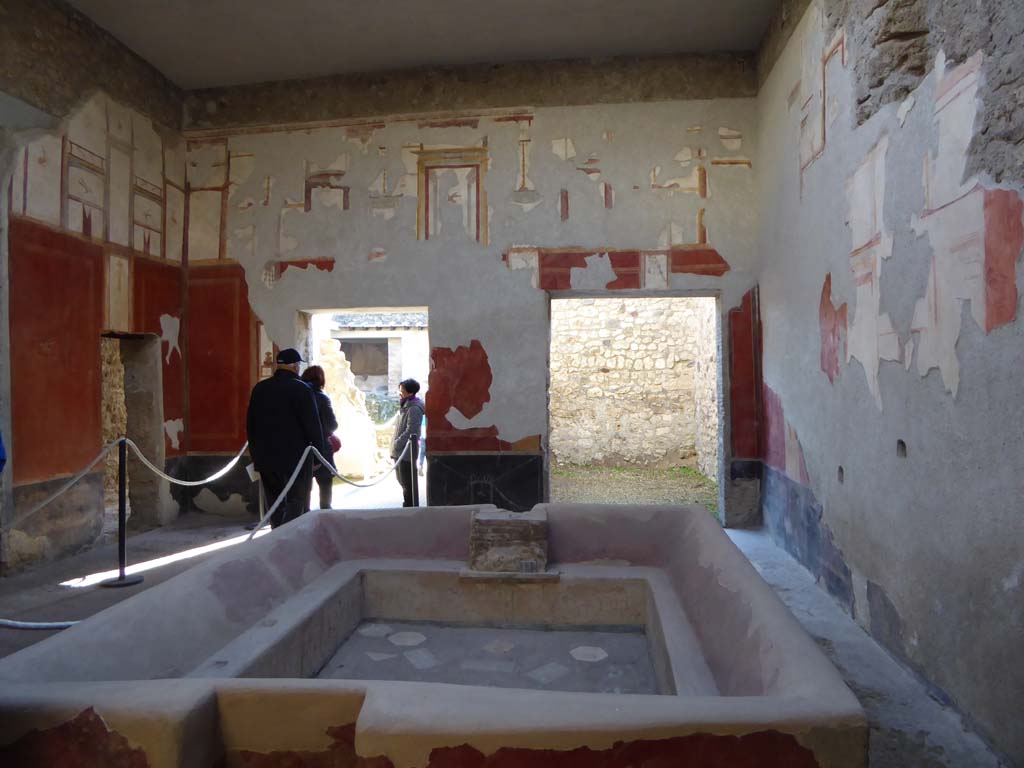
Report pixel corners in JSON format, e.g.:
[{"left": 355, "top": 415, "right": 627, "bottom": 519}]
[
  {"left": 548, "top": 296, "right": 721, "bottom": 513},
  {"left": 303, "top": 307, "right": 430, "bottom": 509}
]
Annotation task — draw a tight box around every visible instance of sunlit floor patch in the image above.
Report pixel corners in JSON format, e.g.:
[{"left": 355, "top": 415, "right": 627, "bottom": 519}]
[{"left": 60, "top": 528, "right": 270, "bottom": 588}]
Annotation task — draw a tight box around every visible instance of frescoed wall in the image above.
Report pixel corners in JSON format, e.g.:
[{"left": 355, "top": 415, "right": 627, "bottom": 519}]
[
  {"left": 189, "top": 100, "right": 761, "bottom": 515},
  {"left": 757, "top": 2, "right": 1024, "bottom": 759},
  {"left": 2, "top": 92, "right": 190, "bottom": 566}
]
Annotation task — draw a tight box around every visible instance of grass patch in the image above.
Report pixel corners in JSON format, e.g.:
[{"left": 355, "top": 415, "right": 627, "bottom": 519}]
[{"left": 550, "top": 463, "right": 719, "bottom": 515}]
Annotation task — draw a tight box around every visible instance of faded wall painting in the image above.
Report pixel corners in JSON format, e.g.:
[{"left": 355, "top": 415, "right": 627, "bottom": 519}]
[
  {"left": 195, "top": 100, "right": 759, "bottom": 456},
  {"left": 6, "top": 92, "right": 187, "bottom": 458}
]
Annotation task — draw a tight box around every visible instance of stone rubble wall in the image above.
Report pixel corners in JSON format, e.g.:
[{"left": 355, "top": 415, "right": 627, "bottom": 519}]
[
  {"left": 550, "top": 298, "right": 718, "bottom": 474},
  {"left": 692, "top": 298, "right": 720, "bottom": 479},
  {"left": 100, "top": 338, "right": 126, "bottom": 500}
]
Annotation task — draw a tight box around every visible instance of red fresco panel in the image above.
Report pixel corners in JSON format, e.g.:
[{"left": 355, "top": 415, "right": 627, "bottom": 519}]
[
  {"left": 133, "top": 259, "right": 185, "bottom": 455},
  {"left": 9, "top": 218, "right": 103, "bottom": 484},
  {"left": 426, "top": 340, "right": 543, "bottom": 453},
  {"left": 277, "top": 258, "right": 336, "bottom": 278},
  {"left": 983, "top": 188, "right": 1024, "bottom": 332},
  {"left": 669, "top": 246, "right": 731, "bottom": 276},
  {"left": 728, "top": 288, "right": 763, "bottom": 460},
  {"left": 606, "top": 250, "right": 641, "bottom": 289},
  {"left": 187, "top": 264, "right": 253, "bottom": 453},
  {"left": 818, "top": 273, "right": 848, "bottom": 384},
  {"left": 538, "top": 252, "right": 588, "bottom": 290},
  {"left": 210, "top": 722, "right": 825, "bottom": 767},
  {"left": 762, "top": 383, "right": 786, "bottom": 473}
]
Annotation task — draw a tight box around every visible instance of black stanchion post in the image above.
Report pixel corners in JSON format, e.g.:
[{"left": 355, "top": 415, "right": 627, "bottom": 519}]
[
  {"left": 101, "top": 438, "right": 144, "bottom": 588},
  {"left": 410, "top": 434, "right": 420, "bottom": 507}
]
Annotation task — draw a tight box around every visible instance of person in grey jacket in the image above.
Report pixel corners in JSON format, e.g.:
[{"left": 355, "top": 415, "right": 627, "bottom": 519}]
[{"left": 391, "top": 378, "right": 425, "bottom": 507}]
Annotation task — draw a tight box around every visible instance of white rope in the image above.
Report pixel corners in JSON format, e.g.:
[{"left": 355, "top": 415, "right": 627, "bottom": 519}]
[
  {"left": 0, "top": 618, "right": 78, "bottom": 630},
  {"left": 124, "top": 438, "right": 249, "bottom": 487},
  {"left": 3, "top": 439, "right": 249, "bottom": 533},
  {"left": 313, "top": 444, "right": 411, "bottom": 488},
  {"left": 246, "top": 442, "right": 411, "bottom": 539},
  {"left": 247, "top": 444, "right": 316, "bottom": 539},
  {"left": 1, "top": 440, "right": 119, "bottom": 532}
]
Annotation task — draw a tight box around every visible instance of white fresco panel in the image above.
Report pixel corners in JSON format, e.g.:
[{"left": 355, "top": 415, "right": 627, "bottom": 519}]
[
  {"left": 108, "top": 147, "right": 132, "bottom": 246},
  {"left": 25, "top": 135, "right": 61, "bottom": 226},
  {"left": 165, "top": 185, "right": 185, "bottom": 262},
  {"left": 188, "top": 189, "right": 223, "bottom": 261}
]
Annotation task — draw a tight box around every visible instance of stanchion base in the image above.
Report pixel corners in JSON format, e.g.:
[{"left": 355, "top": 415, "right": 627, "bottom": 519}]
[{"left": 99, "top": 574, "right": 144, "bottom": 588}]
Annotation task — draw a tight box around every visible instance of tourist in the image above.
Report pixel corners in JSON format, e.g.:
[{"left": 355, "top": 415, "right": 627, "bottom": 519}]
[
  {"left": 391, "top": 378, "right": 425, "bottom": 507},
  {"left": 301, "top": 365, "right": 340, "bottom": 510},
  {"left": 246, "top": 348, "right": 326, "bottom": 527}
]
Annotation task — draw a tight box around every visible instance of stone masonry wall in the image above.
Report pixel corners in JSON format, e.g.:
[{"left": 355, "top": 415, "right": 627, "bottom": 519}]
[
  {"left": 550, "top": 297, "right": 717, "bottom": 472},
  {"left": 100, "top": 337, "right": 126, "bottom": 501},
  {"left": 691, "top": 298, "right": 720, "bottom": 479}
]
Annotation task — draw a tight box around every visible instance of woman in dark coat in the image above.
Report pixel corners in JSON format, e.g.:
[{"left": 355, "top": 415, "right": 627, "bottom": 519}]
[{"left": 301, "top": 365, "right": 339, "bottom": 510}]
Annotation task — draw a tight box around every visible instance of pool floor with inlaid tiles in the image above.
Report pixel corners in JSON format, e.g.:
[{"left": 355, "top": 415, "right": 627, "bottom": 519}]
[{"left": 317, "top": 620, "right": 660, "bottom": 694}]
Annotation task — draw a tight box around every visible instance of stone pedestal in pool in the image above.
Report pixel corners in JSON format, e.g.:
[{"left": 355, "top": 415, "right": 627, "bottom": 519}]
[{"left": 467, "top": 508, "right": 551, "bottom": 575}]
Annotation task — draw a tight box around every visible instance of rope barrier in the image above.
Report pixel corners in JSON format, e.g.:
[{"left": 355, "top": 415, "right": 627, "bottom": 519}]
[
  {"left": 124, "top": 438, "right": 249, "bottom": 487},
  {"left": 2, "top": 439, "right": 251, "bottom": 533},
  {"left": 2, "top": 433, "right": 415, "bottom": 628},
  {"left": 247, "top": 442, "right": 410, "bottom": 539},
  {"left": 1, "top": 440, "right": 120, "bottom": 532},
  {"left": 0, "top": 618, "right": 78, "bottom": 630},
  {"left": 315, "top": 445, "right": 411, "bottom": 488}
]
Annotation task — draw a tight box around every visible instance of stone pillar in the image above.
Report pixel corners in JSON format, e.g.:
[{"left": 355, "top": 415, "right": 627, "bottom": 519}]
[{"left": 123, "top": 335, "right": 176, "bottom": 527}]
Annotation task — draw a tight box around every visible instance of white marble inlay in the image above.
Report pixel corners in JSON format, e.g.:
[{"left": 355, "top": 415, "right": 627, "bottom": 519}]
[
  {"left": 403, "top": 648, "right": 439, "bottom": 670},
  {"left": 570, "top": 646, "right": 609, "bottom": 662},
  {"left": 483, "top": 639, "right": 516, "bottom": 655},
  {"left": 358, "top": 623, "right": 393, "bottom": 638},
  {"left": 388, "top": 631, "right": 427, "bottom": 647}
]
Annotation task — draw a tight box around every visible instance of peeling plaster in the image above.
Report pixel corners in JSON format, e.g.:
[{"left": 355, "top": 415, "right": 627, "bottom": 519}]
[
  {"left": 158, "top": 314, "right": 181, "bottom": 364},
  {"left": 845, "top": 135, "right": 899, "bottom": 408},
  {"left": 192, "top": 488, "right": 248, "bottom": 516},
  {"left": 163, "top": 418, "right": 184, "bottom": 450},
  {"left": 551, "top": 137, "right": 576, "bottom": 161},
  {"left": 910, "top": 53, "right": 1023, "bottom": 396},
  {"left": 569, "top": 253, "right": 618, "bottom": 290},
  {"left": 719, "top": 126, "right": 743, "bottom": 150},
  {"left": 897, "top": 95, "right": 916, "bottom": 127}
]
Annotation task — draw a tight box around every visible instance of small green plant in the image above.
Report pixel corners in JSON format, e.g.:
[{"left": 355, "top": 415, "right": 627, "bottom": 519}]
[{"left": 365, "top": 393, "right": 400, "bottom": 423}]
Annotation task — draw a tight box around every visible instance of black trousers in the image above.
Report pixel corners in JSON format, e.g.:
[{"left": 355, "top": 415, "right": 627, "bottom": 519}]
[
  {"left": 261, "top": 463, "right": 313, "bottom": 528},
  {"left": 397, "top": 458, "right": 418, "bottom": 507},
  {"left": 314, "top": 464, "right": 334, "bottom": 509}
]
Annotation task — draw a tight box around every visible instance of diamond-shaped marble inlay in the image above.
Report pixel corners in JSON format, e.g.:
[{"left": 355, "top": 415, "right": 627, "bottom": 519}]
[
  {"left": 403, "top": 648, "right": 439, "bottom": 670},
  {"left": 366, "top": 652, "right": 397, "bottom": 662},
  {"left": 388, "top": 631, "right": 427, "bottom": 647},
  {"left": 570, "top": 645, "right": 608, "bottom": 662},
  {"left": 483, "top": 639, "right": 516, "bottom": 655},
  {"left": 526, "top": 661, "right": 570, "bottom": 685},
  {"left": 358, "top": 623, "right": 393, "bottom": 638}
]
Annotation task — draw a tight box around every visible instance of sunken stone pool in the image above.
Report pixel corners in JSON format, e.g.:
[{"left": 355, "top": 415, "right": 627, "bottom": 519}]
[{"left": 0, "top": 504, "right": 867, "bottom": 768}]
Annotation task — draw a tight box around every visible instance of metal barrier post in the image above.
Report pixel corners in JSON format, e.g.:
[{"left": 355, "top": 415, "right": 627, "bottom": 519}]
[
  {"left": 101, "top": 438, "right": 143, "bottom": 588},
  {"left": 410, "top": 434, "right": 420, "bottom": 507}
]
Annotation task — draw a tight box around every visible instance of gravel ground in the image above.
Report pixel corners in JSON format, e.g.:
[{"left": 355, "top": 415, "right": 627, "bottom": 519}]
[{"left": 550, "top": 464, "right": 719, "bottom": 516}]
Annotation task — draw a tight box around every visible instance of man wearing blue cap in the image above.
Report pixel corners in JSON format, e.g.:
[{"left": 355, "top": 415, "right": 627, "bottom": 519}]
[{"left": 246, "top": 348, "right": 327, "bottom": 527}]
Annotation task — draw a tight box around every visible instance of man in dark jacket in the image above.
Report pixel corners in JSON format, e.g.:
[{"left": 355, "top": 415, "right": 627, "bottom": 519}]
[{"left": 246, "top": 348, "right": 326, "bottom": 527}]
